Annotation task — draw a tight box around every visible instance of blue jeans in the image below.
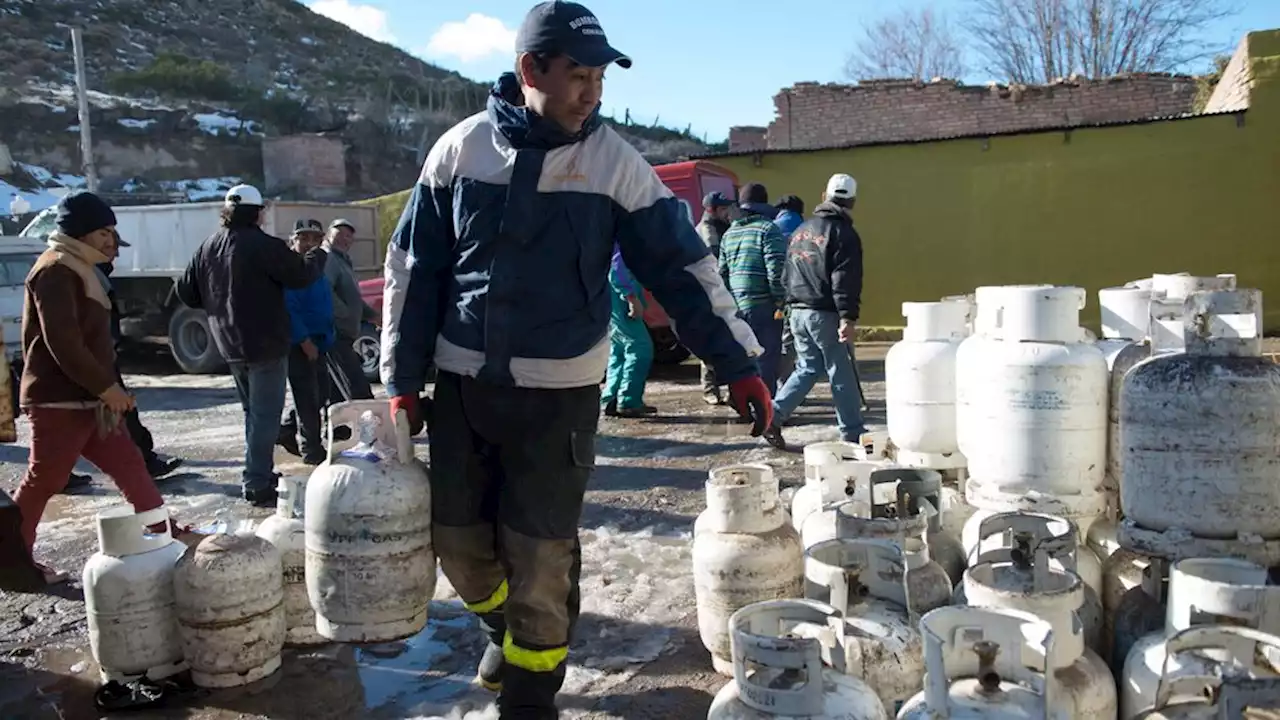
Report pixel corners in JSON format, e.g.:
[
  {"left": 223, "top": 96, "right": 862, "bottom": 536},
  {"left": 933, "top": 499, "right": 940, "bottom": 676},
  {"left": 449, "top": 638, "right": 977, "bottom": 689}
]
[
  {"left": 772, "top": 309, "right": 866, "bottom": 441},
  {"left": 742, "top": 305, "right": 784, "bottom": 396},
  {"left": 229, "top": 357, "right": 288, "bottom": 493}
]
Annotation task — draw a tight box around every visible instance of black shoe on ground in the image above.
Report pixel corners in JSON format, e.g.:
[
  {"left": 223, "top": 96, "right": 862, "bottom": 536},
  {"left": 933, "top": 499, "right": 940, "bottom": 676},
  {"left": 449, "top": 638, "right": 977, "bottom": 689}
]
[
  {"left": 243, "top": 487, "right": 278, "bottom": 508},
  {"left": 763, "top": 424, "right": 786, "bottom": 450},
  {"left": 276, "top": 427, "right": 301, "bottom": 458},
  {"left": 476, "top": 641, "right": 503, "bottom": 692},
  {"left": 601, "top": 399, "right": 618, "bottom": 417},
  {"left": 147, "top": 456, "right": 184, "bottom": 479},
  {"left": 302, "top": 452, "right": 326, "bottom": 466},
  {"left": 615, "top": 404, "right": 657, "bottom": 418},
  {"left": 60, "top": 473, "right": 92, "bottom": 494}
]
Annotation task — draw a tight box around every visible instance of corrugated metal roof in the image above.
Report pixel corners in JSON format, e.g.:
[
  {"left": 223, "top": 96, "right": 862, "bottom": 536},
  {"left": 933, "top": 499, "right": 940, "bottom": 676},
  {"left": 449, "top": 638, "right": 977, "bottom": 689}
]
[{"left": 689, "top": 108, "right": 1247, "bottom": 160}]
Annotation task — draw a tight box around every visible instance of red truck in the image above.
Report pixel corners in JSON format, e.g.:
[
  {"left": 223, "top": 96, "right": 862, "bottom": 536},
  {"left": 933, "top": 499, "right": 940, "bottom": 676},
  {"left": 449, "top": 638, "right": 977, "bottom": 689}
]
[{"left": 355, "top": 160, "right": 741, "bottom": 381}]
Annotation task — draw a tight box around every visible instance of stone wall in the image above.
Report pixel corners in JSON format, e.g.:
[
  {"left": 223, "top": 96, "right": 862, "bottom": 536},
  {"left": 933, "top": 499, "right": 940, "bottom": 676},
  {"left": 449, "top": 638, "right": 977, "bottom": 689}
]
[
  {"left": 766, "top": 74, "right": 1200, "bottom": 150},
  {"left": 262, "top": 134, "right": 347, "bottom": 201}
]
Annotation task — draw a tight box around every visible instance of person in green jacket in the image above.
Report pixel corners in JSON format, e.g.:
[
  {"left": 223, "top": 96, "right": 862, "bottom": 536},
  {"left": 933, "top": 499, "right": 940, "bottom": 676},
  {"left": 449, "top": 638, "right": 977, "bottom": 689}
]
[{"left": 601, "top": 243, "right": 655, "bottom": 418}]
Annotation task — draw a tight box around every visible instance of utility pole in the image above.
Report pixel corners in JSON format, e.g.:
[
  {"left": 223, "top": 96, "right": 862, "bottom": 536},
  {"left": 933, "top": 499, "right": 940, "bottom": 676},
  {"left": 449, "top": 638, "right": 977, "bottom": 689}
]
[{"left": 71, "top": 27, "right": 98, "bottom": 192}]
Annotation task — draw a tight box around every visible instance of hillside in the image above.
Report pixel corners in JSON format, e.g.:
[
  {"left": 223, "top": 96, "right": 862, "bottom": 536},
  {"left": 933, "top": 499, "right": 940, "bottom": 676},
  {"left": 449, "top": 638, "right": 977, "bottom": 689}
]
[{"left": 0, "top": 0, "right": 718, "bottom": 213}]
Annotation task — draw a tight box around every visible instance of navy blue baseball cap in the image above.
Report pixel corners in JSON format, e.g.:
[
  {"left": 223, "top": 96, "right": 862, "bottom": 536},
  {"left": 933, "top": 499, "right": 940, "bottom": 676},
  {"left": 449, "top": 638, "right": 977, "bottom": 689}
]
[
  {"left": 516, "top": 2, "right": 632, "bottom": 69},
  {"left": 703, "top": 191, "right": 733, "bottom": 209}
]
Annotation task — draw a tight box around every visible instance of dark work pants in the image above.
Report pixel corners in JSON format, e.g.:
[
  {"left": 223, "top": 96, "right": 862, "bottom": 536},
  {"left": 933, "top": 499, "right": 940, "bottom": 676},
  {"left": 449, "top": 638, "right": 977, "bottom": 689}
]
[
  {"left": 327, "top": 334, "right": 373, "bottom": 403},
  {"left": 117, "top": 369, "right": 156, "bottom": 465},
  {"left": 283, "top": 344, "right": 331, "bottom": 459},
  {"left": 430, "top": 371, "right": 598, "bottom": 720}
]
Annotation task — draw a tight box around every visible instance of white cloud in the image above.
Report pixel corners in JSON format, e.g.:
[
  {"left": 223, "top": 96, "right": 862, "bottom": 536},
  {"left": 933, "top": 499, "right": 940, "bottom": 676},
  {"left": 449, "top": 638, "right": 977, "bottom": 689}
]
[
  {"left": 309, "top": 0, "right": 396, "bottom": 44},
  {"left": 423, "top": 14, "right": 517, "bottom": 64}
]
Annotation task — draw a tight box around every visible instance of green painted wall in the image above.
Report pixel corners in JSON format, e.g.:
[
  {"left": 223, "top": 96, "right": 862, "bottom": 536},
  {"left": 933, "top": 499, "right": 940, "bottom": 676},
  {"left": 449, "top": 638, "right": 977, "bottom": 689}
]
[{"left": 716, "top": 30, "right": 1280, "bottom": 332}]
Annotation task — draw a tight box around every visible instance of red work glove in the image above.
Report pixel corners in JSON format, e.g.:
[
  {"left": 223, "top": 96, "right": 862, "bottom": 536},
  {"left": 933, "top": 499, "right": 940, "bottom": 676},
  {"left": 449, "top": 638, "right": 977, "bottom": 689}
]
[
  {"left": 728, "top": 375, "right": 773, "bottom": 437},
  {"left": 390, "top": 394, "right": 424, "bottom": 436}
]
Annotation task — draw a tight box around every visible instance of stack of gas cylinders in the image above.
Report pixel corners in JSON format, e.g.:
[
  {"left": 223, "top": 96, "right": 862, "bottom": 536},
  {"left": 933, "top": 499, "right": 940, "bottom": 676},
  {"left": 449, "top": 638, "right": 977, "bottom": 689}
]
[
  {"left": 694, "top": 275, "right": 1280, "bottom": 719},
  {"left": 81, "top": 400, "right": 434, "bottom": 691}
]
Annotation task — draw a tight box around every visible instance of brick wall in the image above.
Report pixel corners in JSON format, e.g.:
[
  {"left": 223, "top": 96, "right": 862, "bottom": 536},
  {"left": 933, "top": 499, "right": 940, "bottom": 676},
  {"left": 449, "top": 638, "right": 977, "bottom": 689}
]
[
  {"left": 766, "top": 74, "right": 1199, "bottom": 150},
  {"left": 262, "top": 134, "right": 347, "bottom": 201},
  {"left": 728, "top": 126, "right": 768, "bottom": 153}
]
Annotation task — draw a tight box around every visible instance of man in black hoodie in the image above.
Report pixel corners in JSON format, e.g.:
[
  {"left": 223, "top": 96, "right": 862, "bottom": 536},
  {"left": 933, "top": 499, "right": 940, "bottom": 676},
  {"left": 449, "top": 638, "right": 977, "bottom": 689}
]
[
  {"left": 176, "top": 185, "right": 326, "bottom": 506},
  {"left": 763, "top": 173, "right": 866, "bottom": 449}
]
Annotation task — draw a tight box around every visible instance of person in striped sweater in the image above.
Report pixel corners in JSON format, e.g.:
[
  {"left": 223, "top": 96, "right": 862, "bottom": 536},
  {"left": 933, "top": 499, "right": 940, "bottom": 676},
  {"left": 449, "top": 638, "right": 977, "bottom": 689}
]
[{"left": 718, "top": 182, "right": 788, "bottom": 395}]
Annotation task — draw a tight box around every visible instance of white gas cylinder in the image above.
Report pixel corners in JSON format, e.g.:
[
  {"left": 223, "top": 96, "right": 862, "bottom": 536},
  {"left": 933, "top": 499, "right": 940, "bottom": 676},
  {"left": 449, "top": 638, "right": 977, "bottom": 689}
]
[
  {"left": 83, "top": 505, "right": 187, "bottom": 683},
  {"left": 1121, "top": 557, "right": 1280, "bottom": 718},
  {"left": 707, "top": 599, "right": 889, "bottom": 720},
  {"left": 956, "top": 285, "right": 1109, "bottom": 524},
  {"left": 957, "top": 511, "right": 1103, "bottom": 652},
  {"left": 255, "top": 474, "right": 324, "bottom": 646},
  {"left": 961, "top": 508, "right": 1102, "bottom": 596},
  {"left": 885, "top": 298, "right": 971, "bottom": 466},
  {"left": 1131, "top": 626, "right": 1280, "bottom": 719},
  {"left": 833, "top": 470, "right": 953, "bottom": 613},
  {"left": 959, "top": 517, "right": 1116, "bottom": 718},
  {"left": 897, "top": 606, "right": 1057, "bottom": 719},
  {"left": 1119, "top": 289, "right": 1280, "bottom": 565},
  {"left": 695, "top": 464, "right": 804, "bottom": 675},
  {"left": 803, "top": 538, "right": 923, "bottom": 713},
  {"left": 306, "top": 401, "right": 434, "bottom": 643},
  {"left": 1147, "top": 273, "right": 1237, "bottom": 352},
  {"left": 1088, "top": 515, "right": 1122, "bottom": 563},
  {"left": 793, "top": 441, "right": 882, "bottom": 544},
  {"left": 174, "top": 527, "right": 285, "bottom": 688},
  {"left": 1096, "top": 279, "right": 1154, "bottom": 512}
]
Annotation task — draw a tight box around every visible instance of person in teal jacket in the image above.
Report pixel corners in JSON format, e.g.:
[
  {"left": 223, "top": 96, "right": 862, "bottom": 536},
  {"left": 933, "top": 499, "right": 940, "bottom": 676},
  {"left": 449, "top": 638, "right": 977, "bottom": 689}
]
[{"left": 602, "top": 243, "right": 655, "bottom": 418}]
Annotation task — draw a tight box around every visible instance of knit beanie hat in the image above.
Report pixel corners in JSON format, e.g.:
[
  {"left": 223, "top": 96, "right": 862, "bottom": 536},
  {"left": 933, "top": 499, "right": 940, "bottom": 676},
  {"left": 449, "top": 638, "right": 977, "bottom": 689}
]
[{"left": 55, "top": 191, "right": 118, "bottom": 239}]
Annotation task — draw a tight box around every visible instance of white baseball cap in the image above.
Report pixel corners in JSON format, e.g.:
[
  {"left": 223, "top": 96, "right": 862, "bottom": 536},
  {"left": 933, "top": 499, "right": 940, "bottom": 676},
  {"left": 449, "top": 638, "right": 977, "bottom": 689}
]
[
  {"left": 825, "top": 173, "right": 857, "bottom": 200},
  {"left": 224, "top": 184, "right": 264, "bottom": 207}
]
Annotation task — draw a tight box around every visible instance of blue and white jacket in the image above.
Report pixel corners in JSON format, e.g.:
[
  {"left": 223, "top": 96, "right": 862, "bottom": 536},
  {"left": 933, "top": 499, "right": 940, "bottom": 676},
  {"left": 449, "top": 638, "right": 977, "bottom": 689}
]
[{"left": 382, "top": 74, "right": 763, "bottom": 393}]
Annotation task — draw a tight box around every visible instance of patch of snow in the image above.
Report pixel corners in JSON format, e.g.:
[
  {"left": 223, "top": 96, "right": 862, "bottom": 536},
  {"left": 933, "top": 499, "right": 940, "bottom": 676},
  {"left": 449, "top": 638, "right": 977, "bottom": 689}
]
[
  {"left": 301, "top": 36, "right": 318, "bottom": 46},
  {"left": 158, "top": 176, "right": 240, "bottom": 202},
  {"left": 118, "top": 118, "right": 158, "bottom": 129},
  {"left": 193, "top": 112, "right": 261, "bottom": 137},
  {"left": 2, "top": 163, "right": 87, "bottom": 213},
  {"left": 66, "top": 125, "right": 80, "bottom": 133}
]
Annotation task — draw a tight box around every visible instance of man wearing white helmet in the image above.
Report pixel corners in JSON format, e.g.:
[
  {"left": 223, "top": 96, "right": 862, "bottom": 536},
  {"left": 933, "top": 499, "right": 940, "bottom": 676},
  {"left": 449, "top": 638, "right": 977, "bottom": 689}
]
[
  {"left": 176, "top": 184, "right": 327, "bottom": 506},
  {"left": 763, "top": 172, "right": 866, "bottom": 450}
]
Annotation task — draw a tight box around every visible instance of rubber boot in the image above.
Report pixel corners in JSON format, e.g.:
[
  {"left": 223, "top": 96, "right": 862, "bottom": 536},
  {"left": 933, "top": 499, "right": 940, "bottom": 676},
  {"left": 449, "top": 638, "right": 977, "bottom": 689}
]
[{"left": 476, "top": 609, "right": 506, "bottom": 692}]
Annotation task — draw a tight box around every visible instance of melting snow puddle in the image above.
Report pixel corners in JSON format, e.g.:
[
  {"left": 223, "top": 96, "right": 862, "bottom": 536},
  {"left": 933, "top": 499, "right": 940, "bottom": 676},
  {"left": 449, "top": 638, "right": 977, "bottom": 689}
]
[{"left": 403, "top": 524, "right": 694, "bottom": 718}]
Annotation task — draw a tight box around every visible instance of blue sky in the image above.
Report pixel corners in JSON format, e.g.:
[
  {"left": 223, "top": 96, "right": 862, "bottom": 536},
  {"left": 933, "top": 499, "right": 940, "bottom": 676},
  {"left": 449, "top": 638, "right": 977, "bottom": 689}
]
[{"left": 309, "top": 0, "right": 1280, "bottom": 143}]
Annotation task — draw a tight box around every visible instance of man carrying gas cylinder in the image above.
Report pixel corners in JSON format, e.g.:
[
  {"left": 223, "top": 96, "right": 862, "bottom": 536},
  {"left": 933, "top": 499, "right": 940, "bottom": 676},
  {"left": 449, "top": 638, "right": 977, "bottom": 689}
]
[{"left": 379, "top": 3, "right": 771, "bottom": 717}]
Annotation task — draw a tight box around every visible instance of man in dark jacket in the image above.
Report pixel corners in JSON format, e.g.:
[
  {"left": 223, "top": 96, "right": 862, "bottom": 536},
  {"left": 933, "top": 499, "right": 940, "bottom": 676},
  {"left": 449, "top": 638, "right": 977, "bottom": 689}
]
[
  {"left": 763, "top": 173, "right": 866, "bottom": 449},
  {"left": 278, "top": 219, "right": 335, "bottom": 465},
  {"left": 382, "top": 4, "right": 772, "bottom": 715},
  {"left": 175, "top": 185, "right": 326, "bottom": 506},
  {"left": 695, "top": 191, "right": 734, "bottom": 405},
  {"left": 321, "top": 218, "right": 376, "bottom": 402}
]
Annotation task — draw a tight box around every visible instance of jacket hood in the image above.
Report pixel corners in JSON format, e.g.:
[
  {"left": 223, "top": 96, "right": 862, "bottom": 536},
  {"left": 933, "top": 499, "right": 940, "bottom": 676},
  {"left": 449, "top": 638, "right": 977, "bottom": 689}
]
[
  {"left": 814, "top": 201, "right": 851, "bottom": 219},
  {"left": 738, "top": 202, "right": 779, "bottom": 220},
  {"left": 487, "top": 73, "right": 603, "bottom": 151}
]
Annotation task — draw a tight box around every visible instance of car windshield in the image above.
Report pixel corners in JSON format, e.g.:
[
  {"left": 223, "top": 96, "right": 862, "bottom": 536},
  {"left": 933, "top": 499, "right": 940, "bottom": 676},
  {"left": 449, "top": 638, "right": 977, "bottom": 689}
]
[
  {"left": 19, "top": 209, "right": 57, "bottom": 240},
  {"left": 0, "top": 254, "right": 39, "bottom": 288}
]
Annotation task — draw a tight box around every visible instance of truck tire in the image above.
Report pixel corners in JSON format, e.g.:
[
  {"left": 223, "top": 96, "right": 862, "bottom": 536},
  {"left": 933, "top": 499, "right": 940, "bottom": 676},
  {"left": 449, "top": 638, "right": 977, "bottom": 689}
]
[
  {"left": 354, "top": 322, "right": 381, "bottom": 384},
  {"left": 168, "top": 307, "right": 226, "bottom": 374}
]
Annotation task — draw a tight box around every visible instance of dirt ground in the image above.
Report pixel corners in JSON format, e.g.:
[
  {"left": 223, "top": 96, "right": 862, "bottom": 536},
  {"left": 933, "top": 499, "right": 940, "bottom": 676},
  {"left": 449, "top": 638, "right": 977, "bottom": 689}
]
[{"left": 0, "top": 343, "right": 891, "bottom": 720}]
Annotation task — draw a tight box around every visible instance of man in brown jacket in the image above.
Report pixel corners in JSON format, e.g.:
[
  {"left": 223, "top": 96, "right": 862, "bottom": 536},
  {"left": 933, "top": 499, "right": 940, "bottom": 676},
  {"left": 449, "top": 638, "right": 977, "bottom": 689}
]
[{"left": 14, "top": 191, "right": 169, "bottom": 584}]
